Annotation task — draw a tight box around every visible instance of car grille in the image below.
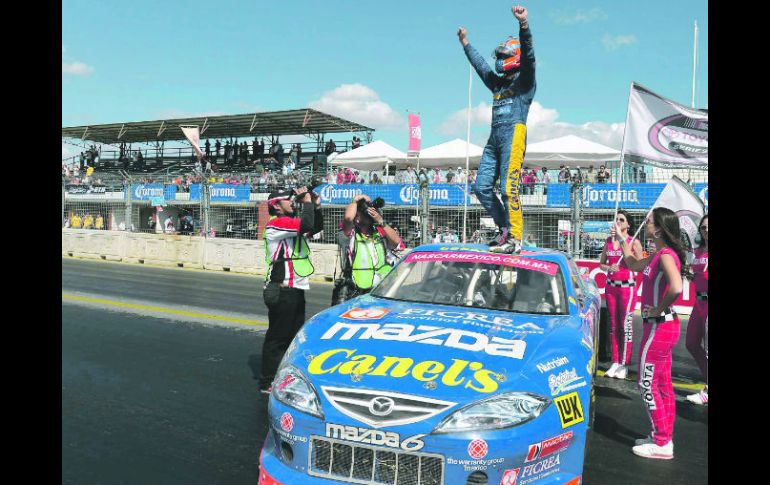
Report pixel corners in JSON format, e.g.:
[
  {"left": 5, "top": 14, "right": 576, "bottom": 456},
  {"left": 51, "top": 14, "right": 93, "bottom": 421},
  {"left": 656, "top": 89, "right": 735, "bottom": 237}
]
[
  {"left": 309, "top": 436, "right": 444, "bottom": 485},
  {"left": 321, "top": 386, "right": 457, "bottom": 428}
]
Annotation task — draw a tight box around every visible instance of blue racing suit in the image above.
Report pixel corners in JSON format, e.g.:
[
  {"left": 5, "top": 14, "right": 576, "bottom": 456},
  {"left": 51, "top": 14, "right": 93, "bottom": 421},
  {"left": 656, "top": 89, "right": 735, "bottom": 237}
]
[{"left": 463, "top": 25, "right": 535, "bottom": 240}]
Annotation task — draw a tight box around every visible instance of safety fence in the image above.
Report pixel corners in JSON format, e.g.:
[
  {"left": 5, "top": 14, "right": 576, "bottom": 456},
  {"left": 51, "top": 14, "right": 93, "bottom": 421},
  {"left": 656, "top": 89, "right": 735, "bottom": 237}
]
[{"left": 63, "top": 164, "right": 707, "bottom": 259}]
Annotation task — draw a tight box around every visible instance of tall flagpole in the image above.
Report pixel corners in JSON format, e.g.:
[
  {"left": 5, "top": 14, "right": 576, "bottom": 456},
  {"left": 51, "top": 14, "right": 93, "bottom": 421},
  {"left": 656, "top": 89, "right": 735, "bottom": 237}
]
[
  {"left": 462, "top": 63, "right": 472, "bottom": 243},
  {"left": 691, "top": 20, "right": 698, "bottom": 109},
  {"left": 688, "top": 20, "right": 698, "bottom": 184},
  {"left": 613, "top": 82, "right": 635, "bottom": 225}
]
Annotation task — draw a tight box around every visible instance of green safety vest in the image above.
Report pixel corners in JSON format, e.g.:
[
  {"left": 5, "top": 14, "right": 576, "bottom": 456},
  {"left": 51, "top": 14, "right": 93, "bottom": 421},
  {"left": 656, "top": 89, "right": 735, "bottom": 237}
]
[
  {"left": 351, "top": 231, "right": 393, "bottom": 290},
  {"left": 263, "top": 219, "right": 315, "bottom": 280}
]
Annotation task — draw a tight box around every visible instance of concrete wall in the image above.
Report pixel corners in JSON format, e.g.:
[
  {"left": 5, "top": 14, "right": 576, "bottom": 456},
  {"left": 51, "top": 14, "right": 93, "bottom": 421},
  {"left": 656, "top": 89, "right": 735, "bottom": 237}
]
[{"left": 62, "top": 229, "right": 341, "bottom": 279}]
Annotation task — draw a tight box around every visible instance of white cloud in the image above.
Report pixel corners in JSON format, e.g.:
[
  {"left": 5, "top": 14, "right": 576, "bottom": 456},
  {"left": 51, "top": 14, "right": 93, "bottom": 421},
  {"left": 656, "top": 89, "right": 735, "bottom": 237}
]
[
  {"left": 552, "top": 8, "right": 608, "bottom": 25},
  {"left": 602, "top": 34, "right": 637, "bottom": 51},
  {"left": 62, "top": 61, "right": 94, "bottom": 76},
  {"left": 308, "top": 83, "right": 404, "bottom": 131},
  {"left": 435, "top": 101, "right": 624, "bottom": 149}
]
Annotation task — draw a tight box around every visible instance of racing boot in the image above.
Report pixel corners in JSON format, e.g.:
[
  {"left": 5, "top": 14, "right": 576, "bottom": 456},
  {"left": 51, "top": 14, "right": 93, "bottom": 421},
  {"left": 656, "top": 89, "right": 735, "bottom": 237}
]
[
  {"left": 490, "top": 235, "right": 522, "bottom": 254},
  {"left": 487, "top": 227, "right": 509, "bottom": 247}
]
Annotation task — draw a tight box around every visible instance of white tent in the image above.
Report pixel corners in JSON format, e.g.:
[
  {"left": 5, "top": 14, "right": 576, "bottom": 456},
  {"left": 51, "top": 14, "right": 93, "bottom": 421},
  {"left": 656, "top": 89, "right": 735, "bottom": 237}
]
[
  {"left": 524, "top": 135, "right": 620, "bottom": 169},
  {"left": 329, "top": 140, "right": 406, "bottom": 171},
  {"left": 393, "top": 138, "right": 484, "bottom": 169}
]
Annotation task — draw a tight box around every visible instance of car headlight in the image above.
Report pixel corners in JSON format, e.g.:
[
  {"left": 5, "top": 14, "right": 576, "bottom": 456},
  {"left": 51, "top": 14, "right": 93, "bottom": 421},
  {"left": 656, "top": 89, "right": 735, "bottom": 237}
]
[
  {"left": 432, "top": 392, "right": 550, "bottom": 434},
  {"left": 273, "top": 365, "right": 324, "bottom": 419}
]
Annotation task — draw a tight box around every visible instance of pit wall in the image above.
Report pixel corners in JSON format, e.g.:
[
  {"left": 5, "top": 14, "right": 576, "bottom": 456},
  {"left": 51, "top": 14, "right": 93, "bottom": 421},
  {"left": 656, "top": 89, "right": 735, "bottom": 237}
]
[{"left": 62, "top": 229, "right": 341, "bottom": 279}]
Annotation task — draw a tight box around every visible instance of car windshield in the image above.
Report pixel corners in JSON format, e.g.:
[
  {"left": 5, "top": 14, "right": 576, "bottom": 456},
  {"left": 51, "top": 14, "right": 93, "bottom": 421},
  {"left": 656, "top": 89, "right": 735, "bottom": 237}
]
[{"left": 371, "top": 251, "right": 568, "bottom": 315}]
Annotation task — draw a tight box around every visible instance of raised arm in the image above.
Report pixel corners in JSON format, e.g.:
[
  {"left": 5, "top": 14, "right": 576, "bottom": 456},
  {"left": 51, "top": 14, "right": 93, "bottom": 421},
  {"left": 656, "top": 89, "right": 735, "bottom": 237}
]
[
  {"left": 458, "top": 27, "right": 498, "bottom": 91},
  {"left": 514, "top": 6, "right": 535, "bottom": 80}
]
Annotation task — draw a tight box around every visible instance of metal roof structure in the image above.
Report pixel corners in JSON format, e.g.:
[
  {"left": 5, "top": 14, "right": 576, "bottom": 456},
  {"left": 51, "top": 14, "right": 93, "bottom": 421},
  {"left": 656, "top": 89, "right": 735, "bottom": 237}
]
[{"left": 62, "top": 108, "right": 375, "bottom": 144}]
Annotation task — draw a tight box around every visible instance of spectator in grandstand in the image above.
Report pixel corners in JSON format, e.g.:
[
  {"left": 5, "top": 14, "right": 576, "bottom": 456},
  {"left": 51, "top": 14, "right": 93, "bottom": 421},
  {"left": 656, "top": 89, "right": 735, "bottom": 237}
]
[
  {"left": 352, "top": 136, "right": 361, "bottom": 150},
  {"left": 215, "top": 139, "right": 221, "bottom": 161},
  {"left": 345, "top": 168, "right": 357, "bottom": 184},
  {"left": 325, "top": 139, "right": 337, "bottom": 156},
  {"left": 371, "top": 173, "right": 382, "bottom": 184},
  {"left": 82, "top": 213, "right": 94, "bottom": 230},
  {"left": 523, "top": 233, "right": 537, "bottom": 247},
  {"left": 540, "top": 166, "right": 550, "bottom": 194},
  {"left": 529, "top": 168, "right": 539, "bottom": 193},
  {"left": 224, "top": 140, "right": 231, "bottom": 163},
  {"left": 273, "top": 139, "right": 285, "bottom": 164},
  {"left": 445, "top": 167, "right": 455, "bottom": 184},
  {"left": 432, "top": 168, "right": 441, "bottom": 184},
  {"left": 258, "top": 139, "right": 265, "bottom": 162},
  {"left": 164, "top": 214, "right": 176, "bottom": 233},
  {"left": 205, "top": 139, "right": 211, "bottom": 158},
  {"left": 585, "top": 165, "right": 597, "bottom": 184},
  {"left": 79, "top": 152, "right": 86, "bottom": 170},
  {"left": 597, "top": 165, "right": 610, "bottom": 184},
  {"left": 557, "top": 165, "right": 569, "bottom": 183},
  {"left": 70, "top": 213, "right": 82, "bottom": 229},
  {"left": 403, "top": 165, "right": 417, "bottom": 184},
  {"left": 94, "top": 214, "right": 105, "bottom": 230},
  {"left": 571, "top": 166, "right": 584, "bottom": 183}
]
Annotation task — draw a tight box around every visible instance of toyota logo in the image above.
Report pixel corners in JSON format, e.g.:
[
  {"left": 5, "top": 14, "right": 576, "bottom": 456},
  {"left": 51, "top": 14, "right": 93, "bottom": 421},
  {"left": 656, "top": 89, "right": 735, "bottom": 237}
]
[{"left": 369, "top": 397, "right": 395, "bottom": 416}]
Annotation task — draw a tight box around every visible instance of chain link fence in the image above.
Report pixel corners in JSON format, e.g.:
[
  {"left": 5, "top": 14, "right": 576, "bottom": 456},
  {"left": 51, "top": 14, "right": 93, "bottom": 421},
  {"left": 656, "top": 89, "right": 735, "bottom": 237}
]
[{"left": 63, "top": 162, "right": 707, "bottom": 260}]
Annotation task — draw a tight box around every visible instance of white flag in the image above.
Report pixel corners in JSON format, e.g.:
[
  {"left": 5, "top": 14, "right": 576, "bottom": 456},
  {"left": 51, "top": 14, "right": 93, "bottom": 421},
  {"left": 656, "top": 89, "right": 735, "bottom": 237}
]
[
  {"left": 623, "top": 82, "right": 707, "bottom": 168},
  {"left": 652, "top": 176, "right": 705, "bottom": 262},
  {"left": 180, "top": 126, "right": 205, "bottom": 160}
]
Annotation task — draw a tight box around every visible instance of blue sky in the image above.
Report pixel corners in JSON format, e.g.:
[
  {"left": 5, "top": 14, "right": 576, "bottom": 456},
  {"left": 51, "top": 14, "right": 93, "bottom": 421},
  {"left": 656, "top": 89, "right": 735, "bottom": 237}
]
[{"left": 62, "top": 0, "right": 708, "bottom": 157}]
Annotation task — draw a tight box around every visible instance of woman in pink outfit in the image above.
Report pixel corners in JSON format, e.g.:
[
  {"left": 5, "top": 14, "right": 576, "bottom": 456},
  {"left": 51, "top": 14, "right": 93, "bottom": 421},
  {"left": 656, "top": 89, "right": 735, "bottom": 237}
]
[
  {"left": 612, "top": 207, "right": 685, "bottom": 460},
  {"left": 685, "top": 214, "right": 708, "bottom": 405},
  {"left": 600, "top": 209, "right": 644, "bottom": 380}
]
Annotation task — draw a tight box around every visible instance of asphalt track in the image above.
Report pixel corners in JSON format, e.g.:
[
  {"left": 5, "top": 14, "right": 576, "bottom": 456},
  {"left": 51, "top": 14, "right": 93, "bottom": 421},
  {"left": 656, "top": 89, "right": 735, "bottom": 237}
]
[{"left": 62, "top": 257, "right": 707, "bottom": 485}]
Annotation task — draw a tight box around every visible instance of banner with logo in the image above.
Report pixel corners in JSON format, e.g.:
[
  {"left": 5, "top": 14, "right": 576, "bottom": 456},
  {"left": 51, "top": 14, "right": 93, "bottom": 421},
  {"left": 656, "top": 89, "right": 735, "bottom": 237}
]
[
  {"left": 408, "top": 113, "right": 422, "bottom": 154},
  {"left": 316, "top": 184, "right": 477, "bottom": 206},
  {"left": 622, "top": 82, "right": 708, "bottom": 168},
  {"left": 129, "top": 184, "right": 177, "bottom": 201},
  {"left": 189, "top": 184, "right": 251, "bottom": 202},
  {"left": 575, "top": 259, "right": 694, "bottom": 314},
  {"left": 546, "top": 183, "right": 707, "bottom": 210}
]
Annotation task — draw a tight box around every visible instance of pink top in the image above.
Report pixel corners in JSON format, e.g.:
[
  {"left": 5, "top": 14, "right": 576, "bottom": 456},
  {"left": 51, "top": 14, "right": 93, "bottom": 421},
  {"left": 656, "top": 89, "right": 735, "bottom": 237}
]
[
  {"left": 691, "top": 247, "right": 708, "bottom": 293},
  {"left": 604, "top": 236, "right": 634, "bottom": 281},
  {"left": 641, "top": 247, "right": 681, "bottom": 309}
]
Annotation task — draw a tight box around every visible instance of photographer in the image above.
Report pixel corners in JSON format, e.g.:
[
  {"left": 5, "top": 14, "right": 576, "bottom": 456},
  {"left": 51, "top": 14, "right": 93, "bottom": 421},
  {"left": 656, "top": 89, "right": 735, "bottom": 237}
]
[
  {"left": 259, "top": 186, "right": 323, "bottom": 394},
  {"left": 332, "top": 194, "right": 404, "bottom": 305}
]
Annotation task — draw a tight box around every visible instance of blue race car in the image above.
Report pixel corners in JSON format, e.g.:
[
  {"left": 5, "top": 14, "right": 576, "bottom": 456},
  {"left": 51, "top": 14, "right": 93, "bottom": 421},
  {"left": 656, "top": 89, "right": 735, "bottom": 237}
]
[{"left": 260, "top": 244, "right": 601, "bottom": 485}]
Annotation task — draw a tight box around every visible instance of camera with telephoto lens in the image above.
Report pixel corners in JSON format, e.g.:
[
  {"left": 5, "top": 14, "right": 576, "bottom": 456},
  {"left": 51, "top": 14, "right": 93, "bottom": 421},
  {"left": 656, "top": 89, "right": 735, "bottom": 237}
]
[
  {"left": 357, "top": 196, "right": 385, "bottom": 213},
  {"left": 291, "top": 175, "right": 326, "bottom": 212}
]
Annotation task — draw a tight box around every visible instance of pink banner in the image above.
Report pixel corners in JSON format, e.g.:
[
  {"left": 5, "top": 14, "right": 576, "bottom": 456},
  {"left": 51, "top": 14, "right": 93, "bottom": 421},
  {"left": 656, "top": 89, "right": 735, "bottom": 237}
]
[
  {"left": 405, "top": 251, "right": 558, "bottom": 276},
  {"left": 574, "top": 259, "right": 694, "bottom": 313},
  {"left": 408, "top": 113, "right": 421, "bottom": 153}
]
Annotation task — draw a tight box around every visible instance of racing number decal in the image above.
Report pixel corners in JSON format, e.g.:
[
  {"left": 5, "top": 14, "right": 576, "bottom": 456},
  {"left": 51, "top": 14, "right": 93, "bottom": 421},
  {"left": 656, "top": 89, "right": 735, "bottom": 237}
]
[{"left": 554, "top": 392, "right": 584, "bottom": 428}]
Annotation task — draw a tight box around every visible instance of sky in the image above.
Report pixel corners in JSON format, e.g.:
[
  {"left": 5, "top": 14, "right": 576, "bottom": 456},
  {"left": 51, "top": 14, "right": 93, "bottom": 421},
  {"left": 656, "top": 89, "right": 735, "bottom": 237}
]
[{"left": 62, "top": 0, "right": 708, "bottom": 158}]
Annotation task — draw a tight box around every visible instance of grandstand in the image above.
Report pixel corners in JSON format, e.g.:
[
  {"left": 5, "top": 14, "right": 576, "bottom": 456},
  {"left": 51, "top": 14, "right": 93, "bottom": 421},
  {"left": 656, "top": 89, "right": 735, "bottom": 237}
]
[{"left": 62, "top": 108, "right": 375, "bottom": 175}]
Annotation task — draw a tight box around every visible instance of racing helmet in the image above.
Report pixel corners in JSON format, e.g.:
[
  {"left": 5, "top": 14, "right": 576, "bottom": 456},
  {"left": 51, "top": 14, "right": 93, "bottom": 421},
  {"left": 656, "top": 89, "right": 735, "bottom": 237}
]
[{"left": 493, "top": 37, "right": 521, "bottom": 73}]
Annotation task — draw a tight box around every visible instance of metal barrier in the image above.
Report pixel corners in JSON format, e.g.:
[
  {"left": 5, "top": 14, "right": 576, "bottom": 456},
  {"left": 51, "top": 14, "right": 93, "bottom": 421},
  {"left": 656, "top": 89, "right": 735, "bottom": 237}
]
[{"left": 63, "top": 164, "right": 707, "bottom": 259}]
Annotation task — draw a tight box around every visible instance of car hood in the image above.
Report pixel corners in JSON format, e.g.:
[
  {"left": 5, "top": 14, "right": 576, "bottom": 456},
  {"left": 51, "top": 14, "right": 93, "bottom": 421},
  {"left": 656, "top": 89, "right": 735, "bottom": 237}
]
[{"left": 285, "top": 295, "right": 585, "bottom": 403}]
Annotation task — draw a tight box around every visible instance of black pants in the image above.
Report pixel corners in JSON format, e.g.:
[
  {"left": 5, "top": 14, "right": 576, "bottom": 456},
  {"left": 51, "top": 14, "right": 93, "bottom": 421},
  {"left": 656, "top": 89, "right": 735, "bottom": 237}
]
[{"left": 259, "top": 287, "right": 306, "bottom": 388}]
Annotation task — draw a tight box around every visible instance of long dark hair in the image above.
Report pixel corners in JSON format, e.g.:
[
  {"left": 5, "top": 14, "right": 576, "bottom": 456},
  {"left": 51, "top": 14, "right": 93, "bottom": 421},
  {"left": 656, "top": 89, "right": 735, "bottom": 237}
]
[
  {"left": 695, "top": 214, "right": 708, "bottom": 248},
  {"left": 650, "top": 207, "right": 689, "bottom": 277},
  {"left": 616, "top": 209, "right": 634, "bottom": 236}
]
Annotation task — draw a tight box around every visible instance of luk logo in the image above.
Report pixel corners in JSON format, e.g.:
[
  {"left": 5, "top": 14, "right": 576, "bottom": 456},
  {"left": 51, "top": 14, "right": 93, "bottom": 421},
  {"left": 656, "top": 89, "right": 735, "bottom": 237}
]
[
  {"left": 280, "top": 412, "right": 294, "bottom": 433},
  {"left": 554, "top": 392, "right": 584, "bottom": 428},
  {"left": 640, "top": 363, "right": 656, "bottom": 410},
  {"left": 501, "top": 468, "right": 520, "bottom": 485},
  {"left": 340, "top": 308, "right": 390, "bottom": 320},
  {"left": 525, "top": 431, "right": 573, "bottom": 462},
  {"left": 468, "top": 439, "right": 488, "bottom": 459}
]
